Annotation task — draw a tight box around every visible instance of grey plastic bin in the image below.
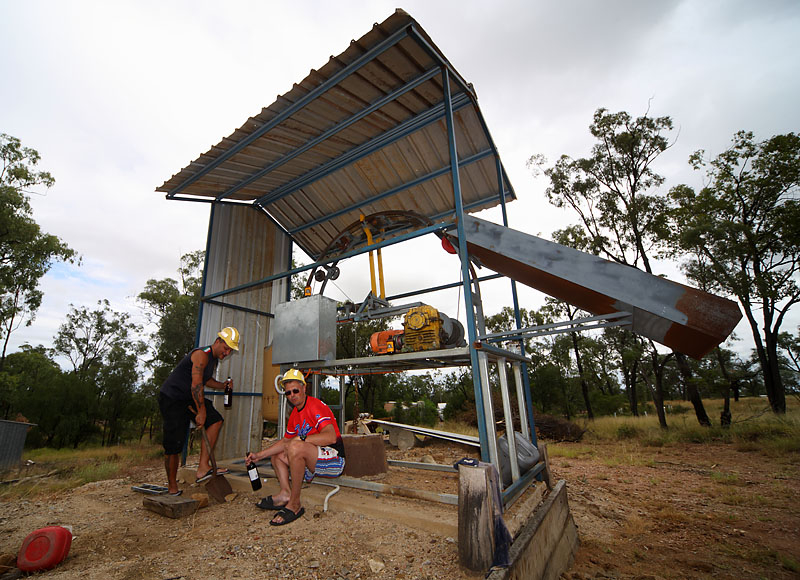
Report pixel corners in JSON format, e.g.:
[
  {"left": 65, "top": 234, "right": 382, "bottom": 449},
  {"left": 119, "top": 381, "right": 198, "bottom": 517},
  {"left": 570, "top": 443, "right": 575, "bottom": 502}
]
[
  {"left": 498, "top": 431, "right": 540, "bottom": 487},
  {"left": 0, "top": 420, "right": 35, "bottom": 470}
]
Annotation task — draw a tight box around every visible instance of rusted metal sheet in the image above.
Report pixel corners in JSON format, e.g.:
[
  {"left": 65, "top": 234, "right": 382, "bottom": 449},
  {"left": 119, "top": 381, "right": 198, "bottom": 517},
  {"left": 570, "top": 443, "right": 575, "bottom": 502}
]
[
  {"left": 198, "top": 204, "right": 292, "bottom": 459},
  {"left": 457, "top": 216, "right": 742, "bottom": 359}
]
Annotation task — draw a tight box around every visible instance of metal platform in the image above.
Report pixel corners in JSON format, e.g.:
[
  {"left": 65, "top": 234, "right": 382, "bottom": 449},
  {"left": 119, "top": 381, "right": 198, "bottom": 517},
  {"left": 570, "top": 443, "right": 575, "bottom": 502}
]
[{"left": 301, "top": 344, "right": 530, "bottom": 375}]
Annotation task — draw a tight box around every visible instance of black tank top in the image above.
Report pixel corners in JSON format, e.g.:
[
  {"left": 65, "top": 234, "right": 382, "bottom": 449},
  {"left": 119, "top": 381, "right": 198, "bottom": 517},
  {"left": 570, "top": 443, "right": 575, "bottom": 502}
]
[{"left": 159, "top": 346, "right": 218, "bottom": 402}]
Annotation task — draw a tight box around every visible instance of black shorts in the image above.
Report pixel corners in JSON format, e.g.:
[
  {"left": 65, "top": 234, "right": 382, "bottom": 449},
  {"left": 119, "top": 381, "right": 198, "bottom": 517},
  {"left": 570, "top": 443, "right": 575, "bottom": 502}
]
[{"left": 158, "top": 393, "right": 223, "bottom": 455}]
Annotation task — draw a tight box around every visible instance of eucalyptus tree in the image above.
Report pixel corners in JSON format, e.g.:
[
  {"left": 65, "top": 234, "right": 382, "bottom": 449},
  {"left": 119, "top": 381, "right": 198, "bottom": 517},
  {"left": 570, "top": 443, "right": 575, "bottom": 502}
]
[
  {"left": 52, "top": 300, "right": 147, "bottom": 446},
  {"left": 0, "top": 134, "right": 76, "bottom": 368},
  {"left": 669, "top": 131, "right": 800, "bottom": 413},
  {"left": 138, "top": 250, "right": 204, "bottom": 386},
  {"left": 536, "top": 107, "right": 711, "bottom": 425}
]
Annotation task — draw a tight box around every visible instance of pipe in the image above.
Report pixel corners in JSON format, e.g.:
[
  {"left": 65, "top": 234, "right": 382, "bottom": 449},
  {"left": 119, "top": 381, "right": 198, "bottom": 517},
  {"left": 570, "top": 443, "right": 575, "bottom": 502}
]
[{"left": 313, "top": 481, "right": 341, "bottom": 512}]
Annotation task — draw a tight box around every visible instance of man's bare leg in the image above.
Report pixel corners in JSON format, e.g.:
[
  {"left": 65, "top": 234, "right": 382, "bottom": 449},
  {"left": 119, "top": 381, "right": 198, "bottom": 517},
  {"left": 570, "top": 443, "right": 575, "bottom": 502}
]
[
  {"left": 270, "top": 452, "right": 292, "bottom": 506},
  {"left": 271, "top": 440, "right": 317, "bottom": 524},
  {"left": 164, "top": 454, "right": 180, "bottom": 494}
]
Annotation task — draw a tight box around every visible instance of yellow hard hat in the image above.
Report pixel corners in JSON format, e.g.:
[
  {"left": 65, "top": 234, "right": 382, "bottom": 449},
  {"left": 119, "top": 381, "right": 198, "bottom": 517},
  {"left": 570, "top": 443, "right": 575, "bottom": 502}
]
[
  {"left": 279, "top": 368, "right": 306, "bottom": 386},
  {"left": 217, "top": 327, "right": 240, "bottom": 350}
]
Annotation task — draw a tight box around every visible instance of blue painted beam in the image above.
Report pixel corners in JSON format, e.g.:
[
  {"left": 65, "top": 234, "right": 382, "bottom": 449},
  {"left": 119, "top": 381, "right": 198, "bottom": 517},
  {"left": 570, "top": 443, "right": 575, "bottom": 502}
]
[
  {"left": 167, "top": 25, "right": 412, "bottom": 198},
  {"left": 215, "top": 67, "right": 442, "bottom": 202},
  {"left": 386, "top": 273, "right": 503, "bottom": 301},
  {"left": 501, "top": 462, "right": 546, "bottom": 504},
  {"left": 407, "top": 25, "right": 475, "bottom": 102},
  {"left": 202, "top": 220, "right": 453, "bottom": 300},
  {"left": 254, "top": 92, "right": 472, "bottom": 207},
  {"left": 429, "top": 191, "right": 513, "bottom": 222},
  {"left": 289, "top": 148, "right": 494, "bottom": 235},
  {"left": 442, "top": 66, "right": 490, "bottom": 464}
]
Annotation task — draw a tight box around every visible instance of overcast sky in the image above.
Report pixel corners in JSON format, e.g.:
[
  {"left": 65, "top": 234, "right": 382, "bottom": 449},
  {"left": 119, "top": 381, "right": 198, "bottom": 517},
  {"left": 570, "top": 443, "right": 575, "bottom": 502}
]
[{"left": 1, "top": 0, "right": 798, "bottom": 363}]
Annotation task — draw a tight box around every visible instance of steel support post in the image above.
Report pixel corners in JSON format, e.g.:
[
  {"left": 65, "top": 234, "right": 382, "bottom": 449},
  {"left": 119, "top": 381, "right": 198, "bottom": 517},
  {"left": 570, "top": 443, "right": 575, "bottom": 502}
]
[
  {"left": 339, "top": 375, "right": 346, "bottom": 431},
  {"left": 512, "top": 362, "right": 530, "bottom": 441},
  {"left": 312, "top": 373, "right": 320, "bottom": 399},
  {"left": 495, "top": 155, "right": 537, "bottom": 444},
  {"left": 477, "top": 350, "right": 499, "bottom": 469},
  {"left": 497, "top": 357, "right": 520, "bottom": 483},
  {"left": 441, "top": 66, "right": 489, "bottom": 462},
  {"left": 195, "top": 202, "right": 217, "bottom": 348}
]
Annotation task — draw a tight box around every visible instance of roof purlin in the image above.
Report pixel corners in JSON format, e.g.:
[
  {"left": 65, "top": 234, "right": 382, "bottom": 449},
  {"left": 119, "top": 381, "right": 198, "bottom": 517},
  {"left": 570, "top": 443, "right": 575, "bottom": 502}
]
[
  {"left": 253, "top": 92, "right": 473, "bottom": 208},
  {"left": 214, "top": 66, "right": 442, "bottom": 203},
  {"left": 288, "top": 148, "right": 495, "bottom": 236},
  {"left": 166, "top": 24, "right": 414, "bottom": 198}
]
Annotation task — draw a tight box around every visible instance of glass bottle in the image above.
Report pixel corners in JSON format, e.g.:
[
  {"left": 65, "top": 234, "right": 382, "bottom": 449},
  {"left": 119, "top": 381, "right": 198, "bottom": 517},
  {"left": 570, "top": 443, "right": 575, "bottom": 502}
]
[
  {"left": 223, "top": 376, "right": 233, "bottom": 409},
  {"left": 247, "top": 455, "right": 262, "bottom": 491}
]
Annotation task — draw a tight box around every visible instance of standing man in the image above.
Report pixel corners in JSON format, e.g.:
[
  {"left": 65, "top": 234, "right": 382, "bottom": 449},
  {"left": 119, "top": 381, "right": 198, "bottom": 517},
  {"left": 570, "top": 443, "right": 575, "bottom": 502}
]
[
  {"left": 158, "top": 327, "right": 240, "bottom": 495},
  {"left": 246, "top": 368, "right": 346, "bottom": 526}
]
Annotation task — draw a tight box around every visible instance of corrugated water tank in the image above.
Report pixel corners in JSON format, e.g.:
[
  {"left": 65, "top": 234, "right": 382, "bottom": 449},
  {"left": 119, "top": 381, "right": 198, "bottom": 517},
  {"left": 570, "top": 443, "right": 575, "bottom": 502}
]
[
  {"left": 272, "top": 295, "right": 337, "bottom": 364},
  {"left": 0, "top": 420, "right": 35, "bottom": 470}
]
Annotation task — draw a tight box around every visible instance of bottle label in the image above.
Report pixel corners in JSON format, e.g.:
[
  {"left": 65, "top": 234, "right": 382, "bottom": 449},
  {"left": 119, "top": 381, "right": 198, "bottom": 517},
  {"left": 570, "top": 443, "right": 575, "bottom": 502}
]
[{"left": 248, "top": 467, "right": 259, "bottom": 481}]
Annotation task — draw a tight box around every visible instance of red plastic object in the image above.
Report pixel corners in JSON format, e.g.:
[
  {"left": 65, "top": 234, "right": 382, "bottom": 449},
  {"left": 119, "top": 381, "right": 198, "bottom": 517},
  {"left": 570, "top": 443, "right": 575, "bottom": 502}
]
[
  {"left": 17, "top": 526, "right": 72, "bottom": 572},
  {"left": 441, "top": 236, "right": 457, "bottom": 254}
]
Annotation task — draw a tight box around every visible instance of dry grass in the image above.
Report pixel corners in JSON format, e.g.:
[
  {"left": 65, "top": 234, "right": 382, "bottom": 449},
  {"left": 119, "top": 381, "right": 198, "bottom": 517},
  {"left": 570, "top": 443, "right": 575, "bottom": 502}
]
[
  {"left": 0, "top": 442, "right": 163, "bottom": 499},
  {"left": 574, "top": 397, "right": 799, "bottom": 450}
]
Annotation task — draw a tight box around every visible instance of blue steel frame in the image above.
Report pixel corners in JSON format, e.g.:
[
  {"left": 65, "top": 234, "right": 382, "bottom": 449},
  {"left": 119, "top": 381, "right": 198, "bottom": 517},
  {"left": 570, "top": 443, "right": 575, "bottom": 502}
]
[{"left": 177, "top": 21, "right": 536, "bottom": 497}]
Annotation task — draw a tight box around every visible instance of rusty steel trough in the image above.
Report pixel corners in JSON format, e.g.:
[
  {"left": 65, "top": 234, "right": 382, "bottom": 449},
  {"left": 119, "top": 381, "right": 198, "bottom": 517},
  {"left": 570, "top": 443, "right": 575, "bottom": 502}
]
[{"left": 457, "top": 216, "right": 742, "bottom": 360}]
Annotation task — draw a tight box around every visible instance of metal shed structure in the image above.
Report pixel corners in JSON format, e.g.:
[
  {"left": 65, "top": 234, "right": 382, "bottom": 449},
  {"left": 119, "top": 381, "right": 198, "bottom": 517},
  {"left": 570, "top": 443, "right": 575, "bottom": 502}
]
[
  {"left": 157, "top": 9, "right": 741, "bottom": 497},
  {"left": 157, "top": 8, "right": 522, "bottom": 469}
]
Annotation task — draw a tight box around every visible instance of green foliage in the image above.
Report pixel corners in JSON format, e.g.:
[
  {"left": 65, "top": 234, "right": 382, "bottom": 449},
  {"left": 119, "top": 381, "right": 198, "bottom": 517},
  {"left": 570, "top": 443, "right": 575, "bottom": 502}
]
[
  {"left": 588, "top": 390, "right": 628, "bottom": 416},
  {"left": 0, "top": 134, "right": 76, "bottom": 367},
  {"left": 138, "top": 250, "right": 203, "bottom": 384},
  {"left": 542, "top": 107, "right": 674, "bottom": 272},
  {"left": 48, "top": 300, "right": 146, "bottom": 447},
  {"left": 669, "top": 131, "right": 800, "bottom": 413},
  {"left": 393, "top": 398, "right": 439, "bottom": 427},
  {"left": 616, "top": 424, "right": 641, "bottom": 440},
  {"left": 336, "top": 315, "right": 395, "bottom": 415},
  {"left": 0, "top": 344, "right": 61, "bottom": 421}
]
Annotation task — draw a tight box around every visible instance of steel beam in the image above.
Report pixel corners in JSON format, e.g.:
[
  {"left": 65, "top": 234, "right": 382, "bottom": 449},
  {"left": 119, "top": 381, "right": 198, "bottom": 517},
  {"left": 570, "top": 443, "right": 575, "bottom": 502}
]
[
  {"left": 289, "top": 148, "right": 494, "bottom": 235},
  {"left": 167, "top": 25, "right": 412, "bottom": 198},
  {"left": 254, "top": 92, "right": 472, "bottom": 207},
  {"left": 202, "top": 220, "right": 451, "bottom": 300},
  {"left": 216, "top": 67, "right": 442, "bottom": 202},
  {"left": 497, "top": 357, "right": 520, "bottom": 483}
]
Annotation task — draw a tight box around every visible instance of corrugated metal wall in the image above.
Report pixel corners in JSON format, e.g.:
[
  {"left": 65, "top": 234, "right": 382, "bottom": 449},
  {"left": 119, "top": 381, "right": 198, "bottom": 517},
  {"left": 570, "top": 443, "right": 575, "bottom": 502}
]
[{"left": 198, "top": 204, "right": 291, "bottom": 460}]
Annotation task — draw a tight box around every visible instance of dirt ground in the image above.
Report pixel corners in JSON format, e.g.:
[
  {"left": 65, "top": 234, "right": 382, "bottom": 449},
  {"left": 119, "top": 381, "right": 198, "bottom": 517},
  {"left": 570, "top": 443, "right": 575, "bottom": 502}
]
[
  {"left": 1, "top": 437, "right": 798, "bottom": 579},
  {"left": 556, "top": 440, "right": 800, "bottom": 580}
]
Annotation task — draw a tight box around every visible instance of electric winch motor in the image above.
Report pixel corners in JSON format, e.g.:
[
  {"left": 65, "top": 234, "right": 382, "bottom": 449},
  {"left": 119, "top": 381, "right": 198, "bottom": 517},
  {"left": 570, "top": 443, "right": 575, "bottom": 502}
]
[
  {"left": 403, "top": 305, "right": 443, "bottom": 352},
  {"left": 368, "top": 305, "right": 466, "bottom": 355}
]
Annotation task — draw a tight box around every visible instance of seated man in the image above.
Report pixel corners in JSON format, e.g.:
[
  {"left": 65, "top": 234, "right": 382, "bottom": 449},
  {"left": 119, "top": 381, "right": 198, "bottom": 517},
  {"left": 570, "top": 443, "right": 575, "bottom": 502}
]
[{"left": 245, "top": 368, "right": 346, "bottom": 525}]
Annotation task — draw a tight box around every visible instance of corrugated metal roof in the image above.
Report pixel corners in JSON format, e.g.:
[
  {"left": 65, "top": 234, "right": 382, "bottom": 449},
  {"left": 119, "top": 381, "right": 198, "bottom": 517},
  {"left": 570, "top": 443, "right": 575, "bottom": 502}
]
[{"left": 157, "top": 9, "right": 515, "bottom": 261}]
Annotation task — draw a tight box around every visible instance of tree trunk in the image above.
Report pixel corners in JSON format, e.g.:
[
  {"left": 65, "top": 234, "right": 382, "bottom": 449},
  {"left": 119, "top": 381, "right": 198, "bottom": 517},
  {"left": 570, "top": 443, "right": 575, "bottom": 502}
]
[
  {"left": 743, "top": 302, "right": 786, "bottom": 413},
  {"left": 625, "top": 361, "right": 639, "bottom": 417},
  {"left": 650, "top": 349, "right": 671, "bottom": 429},
  {"left": 651, "top": 373, "right": 667, "bottom": 429},
  {"left": 721, "top": 386, "right": 732, "bottom": 428},
  {"left": 571, "top": 332, "right": 594, "bottom": 420},
  {"left": 674, "top": 351, "right": 711, "bottom": 426},
  {"left": 764, "top": 331, "right": 786, "bottom": 413}
]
